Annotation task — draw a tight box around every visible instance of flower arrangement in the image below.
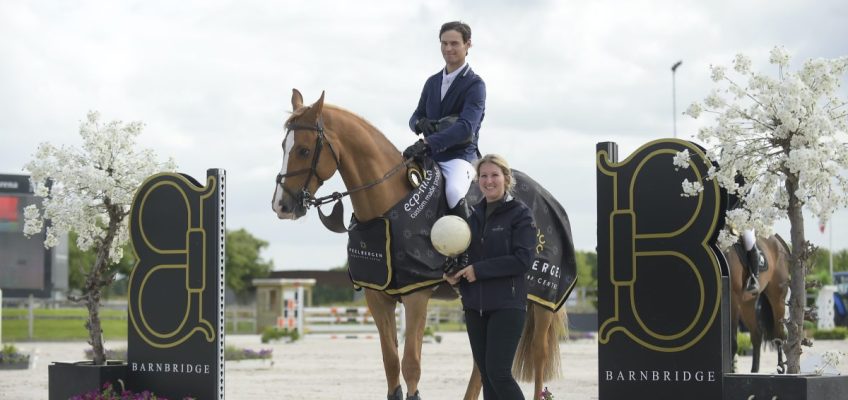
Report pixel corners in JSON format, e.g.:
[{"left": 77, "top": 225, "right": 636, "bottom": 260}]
[
  {"left": 224, "top": 345, "right": 273, "bottom": 361},
  {"left": 0, "top": 344, "right": 30, "bottom": 366},
  {"left": 71, "top": 382, "right": 195, "bottom": 400},
  {"left": 539, "top": 386, "right": 555, "bottom": 400}
]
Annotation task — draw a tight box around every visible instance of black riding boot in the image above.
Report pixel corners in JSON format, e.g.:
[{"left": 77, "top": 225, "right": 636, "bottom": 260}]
[
  {"left": 745, "top": 244, "right": 764, "bottom": 293},
  {"left": 443, "top": 199, "right": 471, "bottom": 275},
  {"left": 447, "top": 198, "right": 471, "bottom": 220}
]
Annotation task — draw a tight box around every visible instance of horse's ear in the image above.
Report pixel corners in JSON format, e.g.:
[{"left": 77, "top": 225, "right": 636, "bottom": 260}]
[
  {"left": 310, "top": 91, "right": 325, "bottom": 116},
  {"left": 292, "top": 88, "right": 304, "bottom": 110}
]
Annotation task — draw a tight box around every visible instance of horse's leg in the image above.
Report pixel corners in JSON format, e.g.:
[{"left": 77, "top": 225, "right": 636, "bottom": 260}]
[
  {"left": 742, "top": 307, "right": 762, "bottom": 373},
  {"left": 400, "top": 289, "right": 432, "bottom": 398},
  {"left": 464, "top": 362, "right": 482, "bottom": 400},
  {"left": 365, "top": 289, "right": 402, "bottom": 397}
]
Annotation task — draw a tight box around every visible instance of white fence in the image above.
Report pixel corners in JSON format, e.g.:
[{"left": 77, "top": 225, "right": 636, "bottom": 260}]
[{"left": 281, "top": 303, "right": 406, "bottom": 339}]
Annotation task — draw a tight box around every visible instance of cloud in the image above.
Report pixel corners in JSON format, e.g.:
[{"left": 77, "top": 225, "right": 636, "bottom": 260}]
[{"left": 2, "top": 0, "right": 847, "bottom": 270}]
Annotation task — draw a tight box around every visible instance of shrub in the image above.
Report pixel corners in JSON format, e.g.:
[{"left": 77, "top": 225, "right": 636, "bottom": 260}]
[
  {"left": 736, "top": 332, "right": 753, "bottom": 355},
  {"left": 260, "top": 327, "right": 299, "bottom": 343},
  {"left": 812, "top": 327, "right": 848, "bottom": 340}
]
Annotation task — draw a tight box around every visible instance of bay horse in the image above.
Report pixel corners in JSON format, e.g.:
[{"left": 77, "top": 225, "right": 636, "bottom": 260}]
[
  {"left": 272, "top": 89, "right": 566, "bottom": 399},
  {"left": 727, "top": 234, "right": 790, "bottom": 373}
]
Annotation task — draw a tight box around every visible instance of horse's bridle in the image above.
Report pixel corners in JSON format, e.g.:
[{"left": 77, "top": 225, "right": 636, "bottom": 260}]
[
  {"left": 275, "top": 115, "right": 414, "bottom": 232},
  {"left": 275, "top": 117, "right": 341, "bottom": 209}
]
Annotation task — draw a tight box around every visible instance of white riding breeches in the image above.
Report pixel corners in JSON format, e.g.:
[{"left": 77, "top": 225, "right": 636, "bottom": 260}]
[
  {"left": 742, "top": 229, "right": 756, "bottom": 251},
  {"left": 438, "top": 159, "right": 476, "bottom": 208}
]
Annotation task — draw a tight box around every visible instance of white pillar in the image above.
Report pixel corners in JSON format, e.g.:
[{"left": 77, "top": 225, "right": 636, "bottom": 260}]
[
  {"left": 296, "top": 285, "right": 305, "bottom": 337},
  {"left": 816, "top": 285, "right": 837, "bottom": 330}
]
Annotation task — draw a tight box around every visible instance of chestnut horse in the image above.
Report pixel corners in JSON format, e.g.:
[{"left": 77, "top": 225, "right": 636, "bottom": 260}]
[
  {"left": 727, "top": 234, "right": 790, "bottom": 373},
  {"left": 272, "top": 89, "right": 566, "bottom": 399}
]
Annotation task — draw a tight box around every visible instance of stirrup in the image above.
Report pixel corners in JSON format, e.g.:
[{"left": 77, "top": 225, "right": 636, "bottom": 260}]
[
  {"left": 387, "top": 385, "right": 403, "bottom": 400},
  {"left": 745, "top": 276, "right": 760, "bottom": 293}
]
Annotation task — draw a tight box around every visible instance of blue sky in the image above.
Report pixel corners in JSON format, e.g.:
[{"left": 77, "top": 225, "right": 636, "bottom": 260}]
[{"left": 2, "top": 0, "right": 847, "bottom": 270}]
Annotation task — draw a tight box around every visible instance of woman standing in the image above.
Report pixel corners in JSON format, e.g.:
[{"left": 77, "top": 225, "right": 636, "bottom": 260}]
[{"left": 444, "top": 154, "right": 536, "bottom": 399}]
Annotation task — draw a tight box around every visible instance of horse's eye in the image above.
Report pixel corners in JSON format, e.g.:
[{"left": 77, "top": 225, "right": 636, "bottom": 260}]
[{"left": 298, "top": 147, "right": 311, "bottom": 157}]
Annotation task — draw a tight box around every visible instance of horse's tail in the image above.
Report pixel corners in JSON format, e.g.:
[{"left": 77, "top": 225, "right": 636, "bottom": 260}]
[
  {"left": 755, "top": 294, "right": 779, "bottom": 349},
  {"left": 512, "top": 305, "right": 568, "bottom": 382}
]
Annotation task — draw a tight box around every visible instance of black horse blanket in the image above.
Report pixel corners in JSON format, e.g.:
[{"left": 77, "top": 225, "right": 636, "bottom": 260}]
[{"left": 346, "top": 160, "right": 577, "bottom": 311}]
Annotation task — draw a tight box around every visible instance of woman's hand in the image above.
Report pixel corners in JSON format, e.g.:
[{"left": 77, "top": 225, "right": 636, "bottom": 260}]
[
  {"left": 443, "top": 271, "right": 461, "bottom": 285},
  {"left": 456, "top": 265, "right": 477, "bottom": 283},
  {"left": 443, "top": 264, "right": 476, "bottom": 284}
]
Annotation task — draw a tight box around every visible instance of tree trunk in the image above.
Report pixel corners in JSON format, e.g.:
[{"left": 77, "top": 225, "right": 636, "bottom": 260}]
[
  {"left": 784, "top": 176, "right": 806, "bottom": 374},
  {"left": 85, "top": 211, "right": 121, "bottom": 365}
]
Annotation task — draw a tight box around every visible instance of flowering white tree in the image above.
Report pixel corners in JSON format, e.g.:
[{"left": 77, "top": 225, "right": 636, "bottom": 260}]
[
  {"left": 677, "top": 46, "right": 848, "bottom": 373},
  {"left": 24, "top": 111, "right": 176, "bottom": 365}
]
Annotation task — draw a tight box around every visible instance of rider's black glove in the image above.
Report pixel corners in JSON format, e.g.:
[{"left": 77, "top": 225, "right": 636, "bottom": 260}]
[
  {"left": 403, "top": 140, "right": 431, "bottom": 160},
  {"left": 414, "top": 118, "right": 437, "bottom": 136}
]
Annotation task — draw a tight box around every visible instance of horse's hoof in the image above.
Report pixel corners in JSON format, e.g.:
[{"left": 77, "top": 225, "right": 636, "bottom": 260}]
[
  {"left": 405, "top": 390, "right": 421, "bottom": 400},
  {"left": 387, "top": 386, "right": 403, "bottom": 400}
]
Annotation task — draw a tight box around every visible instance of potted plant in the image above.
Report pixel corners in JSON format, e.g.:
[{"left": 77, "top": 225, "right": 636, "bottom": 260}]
[
  {"left": 0, "top": 343, "right": 31, "bottom": 370},
  {"left": 23, "top": 111, "right": 174, "bottom": 399},
  {"left": 681, "top": 47, "right": 848, "bottom": 397}
]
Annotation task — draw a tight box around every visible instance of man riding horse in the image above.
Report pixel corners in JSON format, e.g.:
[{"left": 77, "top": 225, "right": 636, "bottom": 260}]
[
  {"left": 403, "top": 21, "right": 485, "bottom": 226},
  {"left": 728, "top": 174, "right": 767, "bottom": 293}
]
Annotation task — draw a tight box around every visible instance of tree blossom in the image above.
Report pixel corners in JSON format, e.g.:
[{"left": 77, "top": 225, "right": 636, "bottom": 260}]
[
  {"left": 679, "top": 47, "right": 848, "bottom": 373},
  {"left": 23, "top": 111, "right": 176, "bottom": 365},
  {"left": 24, "top": 111, "right": 176, "bottom": 261}
]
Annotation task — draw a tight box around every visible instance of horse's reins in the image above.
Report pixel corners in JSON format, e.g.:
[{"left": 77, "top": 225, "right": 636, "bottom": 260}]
[{"left": 276, "top": 117, "right": 413, "bottom": 232}]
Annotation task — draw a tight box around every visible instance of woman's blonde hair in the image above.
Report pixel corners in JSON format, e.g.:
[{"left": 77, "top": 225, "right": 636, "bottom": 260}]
[{"left": 475, "top": 153, "right": 516, "bottom": 196}]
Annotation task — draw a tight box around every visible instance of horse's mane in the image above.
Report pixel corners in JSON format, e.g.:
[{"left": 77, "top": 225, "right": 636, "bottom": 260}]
[{"left": 286, "top": 104, "right": 384, "bottom": 138}]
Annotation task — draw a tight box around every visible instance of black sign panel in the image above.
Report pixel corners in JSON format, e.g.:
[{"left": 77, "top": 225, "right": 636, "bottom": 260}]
[
  {"left": 127, "top": 169, "right": 225, "bottom": 400},
  {"left": 596, "top": 140, "right": 730, "bottom": 400}
]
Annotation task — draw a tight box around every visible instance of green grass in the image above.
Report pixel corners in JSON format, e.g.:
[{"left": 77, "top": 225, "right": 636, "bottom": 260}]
[
  {"left": 225, "top": 321, "right": 257, "bottom": 334},
  {"left": 1, "top": 308, "right": 128, "bottom": 341}
]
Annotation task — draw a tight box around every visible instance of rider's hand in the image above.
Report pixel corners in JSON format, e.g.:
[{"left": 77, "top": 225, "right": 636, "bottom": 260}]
[
  {"left": 403, "top": 140, "right": 430, "bottom": 160},
  {"left": 414, "top": 118, "right": 436, "bottom": 136}
]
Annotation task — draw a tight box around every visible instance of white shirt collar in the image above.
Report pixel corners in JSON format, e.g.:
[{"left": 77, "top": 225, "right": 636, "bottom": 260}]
[{"left": 441, "top": 63, "right": 468, "bottom": 100}]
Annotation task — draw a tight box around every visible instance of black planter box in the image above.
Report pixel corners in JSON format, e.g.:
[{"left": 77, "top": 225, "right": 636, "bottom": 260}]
[
  {"left": 724, "top": 373, "right": 848, "bottom": 400},
  {"left": 0, "top": 359, "right": 30, "bottom": 370},
  {"left": 48, "top": 360, "right": 127, "bottom": 400}
]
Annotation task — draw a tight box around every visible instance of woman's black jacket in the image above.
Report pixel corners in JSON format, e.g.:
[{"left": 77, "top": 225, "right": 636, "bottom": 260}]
[{"left": 458, "top": 195, "right": 536, "bottom": 312}]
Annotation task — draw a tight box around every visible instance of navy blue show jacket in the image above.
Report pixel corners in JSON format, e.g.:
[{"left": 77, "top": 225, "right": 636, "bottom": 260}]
[
  {"left": 458, "top": 196, "right": 536, "bottom": 312},
  {"left": 408, "top": 64, "right": 486, "bottom": 163}
]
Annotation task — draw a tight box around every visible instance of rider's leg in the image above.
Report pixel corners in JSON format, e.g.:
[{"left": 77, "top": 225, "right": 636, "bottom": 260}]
[
  {"left": 438, "top": 159, "right": 475, "bottom": 219},
  {"left": 438, "top": 159, "right": 475, "bottom": 274},
  {"left": 743, "top": 229, "right": 762, "bottom": 292}
]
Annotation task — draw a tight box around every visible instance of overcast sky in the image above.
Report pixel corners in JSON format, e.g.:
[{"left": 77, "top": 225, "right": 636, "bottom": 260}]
[{"left": 2, "top": 0, "right": 847, "bottom": 271}]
